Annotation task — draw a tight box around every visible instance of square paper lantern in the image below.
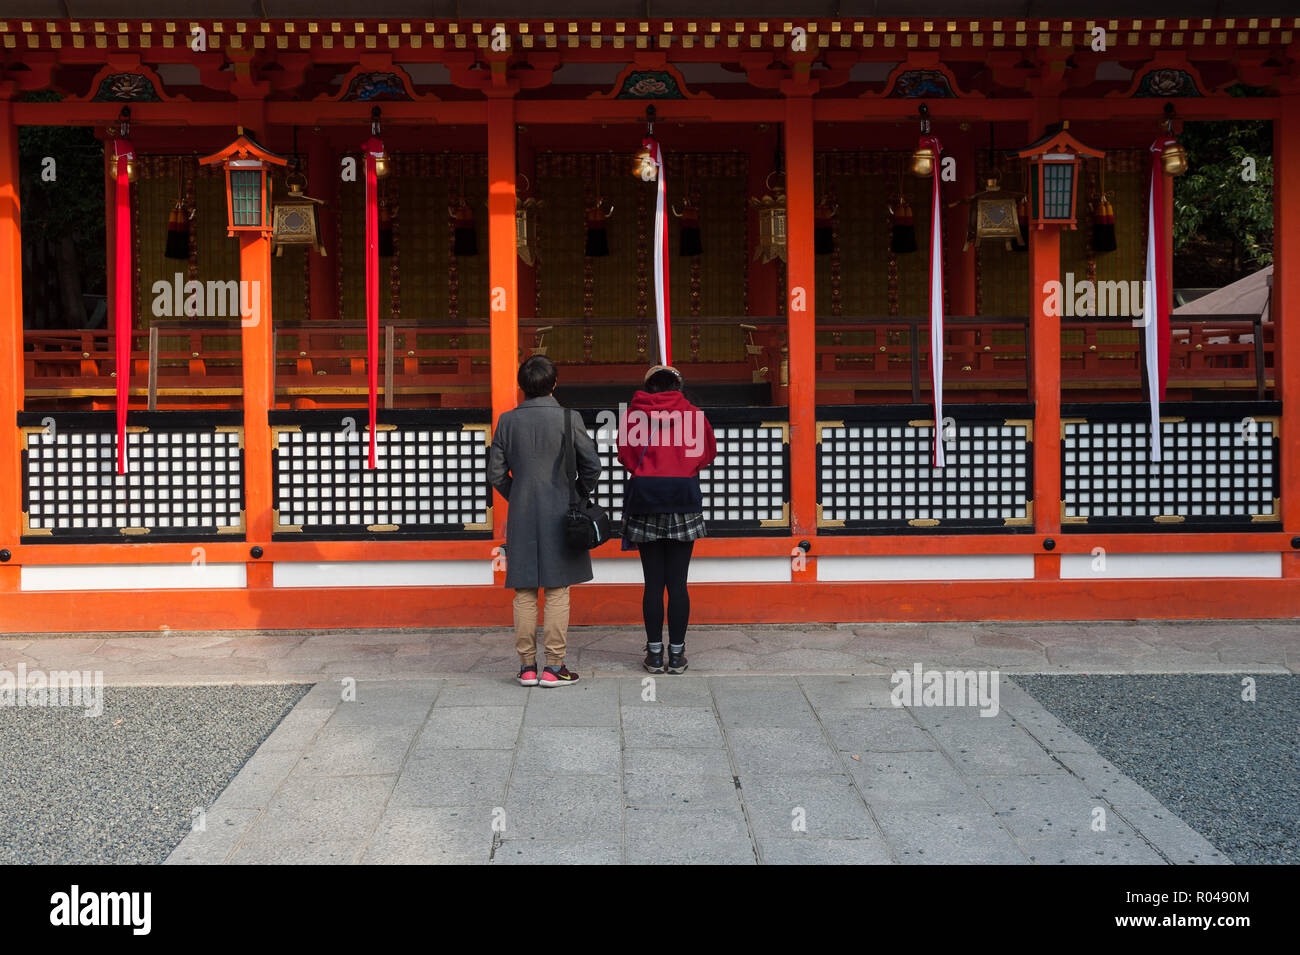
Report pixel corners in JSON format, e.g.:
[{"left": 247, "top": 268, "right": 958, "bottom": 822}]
[
  {"left": 199, "top": 128, "right": 289, "bottom": 236},
  {"left": 1013, "top": 121, "right": 1104, "bottom": 230}
]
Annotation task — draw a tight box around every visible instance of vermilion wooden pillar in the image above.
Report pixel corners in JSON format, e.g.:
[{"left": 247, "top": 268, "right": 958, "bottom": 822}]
[
  {"left": 1276, "top": 97, "right": 1300, "bottom": 576},
  {"left": 1029, "top": 104, "right": 1063, "bottom": 577},
  {"left": 240, "top": 232, "right": 274, "bottom": 583},
  {"left": 487, "top": 94, "right": 518, "bottom": 546},
  {"left": 784, "top": 96, "right": 817, "bottom": 539},
  {"left": 0, "top": 95, "right": 22, "bottom": 592}
]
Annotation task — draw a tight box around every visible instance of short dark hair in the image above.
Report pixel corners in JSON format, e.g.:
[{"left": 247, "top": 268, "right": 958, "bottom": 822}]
[
  {"left": 518, "top": 355, "right": 557, "bottom": 398},
  {"left": 644, "top": 369, "right": 683, "bottom": 394}
]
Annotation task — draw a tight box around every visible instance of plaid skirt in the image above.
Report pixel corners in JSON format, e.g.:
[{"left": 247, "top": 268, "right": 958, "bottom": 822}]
[{"left": 621, "top": 511, "right": 708, "bottom": 547}]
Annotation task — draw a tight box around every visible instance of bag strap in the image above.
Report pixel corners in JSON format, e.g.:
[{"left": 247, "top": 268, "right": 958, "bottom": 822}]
[{"left": 563, "top": 408, "right": 581, "bottom": 509}]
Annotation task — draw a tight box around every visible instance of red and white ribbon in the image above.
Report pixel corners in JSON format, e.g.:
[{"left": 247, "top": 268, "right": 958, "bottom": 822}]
[
  {"left": 643, "top": 137, "right": 671, "bottom": 366},
  {"left": 920, "top": 134, "right": 946, "bottom": 469},
  {"left": 361, "top": 135, "right": 384, "bottom": 469},
  {"left": 112, "top": 138, "right": 134, "bottom": 475},
  {"left": 1143, "top": 137, "right": 1175, "bottom": 463}
]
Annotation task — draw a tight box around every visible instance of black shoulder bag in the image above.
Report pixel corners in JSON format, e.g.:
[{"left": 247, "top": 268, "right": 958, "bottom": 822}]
[{"left": 563, "top": 410, "right": 612, "bottom": 550}]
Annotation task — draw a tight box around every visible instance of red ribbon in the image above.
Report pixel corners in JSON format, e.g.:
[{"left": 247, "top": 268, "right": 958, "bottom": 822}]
[
  {"left": 362, "top": 136, "right": 383, "bottom": 469},
  {"left": 919, "top": 134, "right": 945, "bottom": 469},
  {"left": 112, "top": 138, "right": 133, "bottom": 475}
]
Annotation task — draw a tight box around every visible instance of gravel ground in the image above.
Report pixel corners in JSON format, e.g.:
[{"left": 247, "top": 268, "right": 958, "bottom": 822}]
[
  {"left": 0, "top": 683, "right": 309, "bottom": 864},
  {"left": 1015, "top": 673, "right": 1300, "bottom": 865}
]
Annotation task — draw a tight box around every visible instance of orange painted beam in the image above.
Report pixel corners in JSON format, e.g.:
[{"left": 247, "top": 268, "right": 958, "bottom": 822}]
[
  {"left": 3, "top": 578, "right": 1298, "bottom": 634},
  {"left": 784, "top": 94, "right": 817, "bottom": 537},
  {"left": 9, "top": 97, "right": 1280, "bottom": 130},
  {"left": 0, "top": 96, "right": 21, "bottom": 594}
]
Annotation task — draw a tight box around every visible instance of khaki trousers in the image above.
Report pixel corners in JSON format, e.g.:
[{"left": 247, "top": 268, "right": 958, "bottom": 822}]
[{"left": 513, "top": 586, "right": 570, "bottom": 668}]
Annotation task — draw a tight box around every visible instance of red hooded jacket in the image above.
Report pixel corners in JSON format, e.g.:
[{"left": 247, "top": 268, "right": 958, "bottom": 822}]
[{"left": 617, "top": 389, "right": 717, "bottom": 514}]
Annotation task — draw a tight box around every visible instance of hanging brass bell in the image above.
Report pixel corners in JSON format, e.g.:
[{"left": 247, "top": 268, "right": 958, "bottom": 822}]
[
  {"left": 1160, "top": 140, "right": 1188, "bottom": 176},
  {"left": 108, "top": 153, "right": 137, "bottom": 184},
  {"left": 633, "top": 147, "right": 657, "bottom": 181},
  {"left": 910, "top": 145, "right": 936, "bottom": 178}
]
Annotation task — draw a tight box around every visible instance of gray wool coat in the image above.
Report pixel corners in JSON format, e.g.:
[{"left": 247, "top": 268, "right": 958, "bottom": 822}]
[{"left": 487, "top": 396, "right": 602, "bottom": 590}]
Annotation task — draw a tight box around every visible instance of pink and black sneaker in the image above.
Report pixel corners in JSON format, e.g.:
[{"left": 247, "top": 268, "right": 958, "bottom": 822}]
[
  {"left": 518, "top": 664, "right": 539, "bottom": 687},
  {"left": 539, "top": 665, "right": 580, "bottom": 687}
]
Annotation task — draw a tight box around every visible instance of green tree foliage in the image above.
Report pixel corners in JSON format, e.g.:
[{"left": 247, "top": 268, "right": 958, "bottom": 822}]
[{"left": 1173, "top": 119, "right": 1272, "bottom": 287}]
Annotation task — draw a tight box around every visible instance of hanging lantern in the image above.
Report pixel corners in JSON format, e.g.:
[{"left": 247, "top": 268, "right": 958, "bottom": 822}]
[
  {"left": 516, "top": 174, "right": 542, "bottom": 266},
  {"left": 750, "top": 173, "right": 787, "bottom": 264},
  {"left": 271, "top": 166, "right": 327, "bottom": 257},
  {"left": 959, "top": 177, "right": 1024, "bottom": 252},
  {"left": 1013, "top": 121, "right": 1105, "bottom": 230},
  {"left": 198, "top": 127, "right": 289, "bottom": 236},
  {"left": 673, "top": 196, "right": 702, "bottom": 257}
]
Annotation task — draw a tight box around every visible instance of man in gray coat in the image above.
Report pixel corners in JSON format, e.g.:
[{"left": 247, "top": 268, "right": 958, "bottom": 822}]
[{"left": 488, "top": 355, "right": 602, "bottom": 688}]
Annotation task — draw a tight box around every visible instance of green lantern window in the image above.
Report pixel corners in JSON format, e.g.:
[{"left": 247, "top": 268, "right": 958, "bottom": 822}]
[
  {"left": 1039, "top": 155, "right": 1076, "bottom": 221},
  {"left": 229, "top": 168, "right": 264, "bottom": 228}
]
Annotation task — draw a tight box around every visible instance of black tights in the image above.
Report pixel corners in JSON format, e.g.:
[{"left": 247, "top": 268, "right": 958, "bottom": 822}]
[{"left": 638, "top": 539, "right": 694, "bottom": 646}]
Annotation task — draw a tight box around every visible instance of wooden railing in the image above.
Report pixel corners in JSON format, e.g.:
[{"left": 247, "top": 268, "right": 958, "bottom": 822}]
[{"left": 22, "top": 312, "right": 1274, "bottom": 407}]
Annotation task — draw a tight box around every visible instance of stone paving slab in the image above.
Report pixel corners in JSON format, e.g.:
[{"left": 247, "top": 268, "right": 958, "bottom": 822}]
[
  {"left": 163, "top": 671, "right": 1235, "bottom": 865},
  {"left": 6, "top": 620, "right": 1296, "bottom": 686},
  {"left": 6, "top": 621, "right": 1270, "bottom": 865}
]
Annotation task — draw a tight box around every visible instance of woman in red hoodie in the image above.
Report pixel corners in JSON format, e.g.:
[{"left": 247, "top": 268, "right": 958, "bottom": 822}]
[{"left": 618, "top": 365, "right": 717, "bottom": 674}]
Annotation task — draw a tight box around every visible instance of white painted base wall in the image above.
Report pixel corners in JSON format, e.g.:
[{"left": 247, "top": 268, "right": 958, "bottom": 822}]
[
  {"left": 21, "top": 563, "right": 247, "bottom": 591},
  {"left": 1059, "top": 552, "right": 1281, "bottom": 579},
  {"left": 272, "top": 560, "right": 492, "bottom": 588},
  {"left": 817, "top": 554, "right": 1035, "bottom": 582},
  {"left": 592, "top": 556, "right": 792, "bottom": 584}
]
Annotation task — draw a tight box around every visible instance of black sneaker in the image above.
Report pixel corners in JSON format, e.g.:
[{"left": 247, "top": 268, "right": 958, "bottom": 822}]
[
  {"left": 643, "top": 646, "right": 665, "bottom": 673},
  {"left": 667, "top": 648, "right": 688, "bottom": 674}
]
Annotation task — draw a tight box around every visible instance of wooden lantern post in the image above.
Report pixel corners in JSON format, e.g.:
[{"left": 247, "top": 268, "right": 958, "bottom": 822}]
[{"left": 199, "top": 129, "right": 289, "bottom": 550}]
